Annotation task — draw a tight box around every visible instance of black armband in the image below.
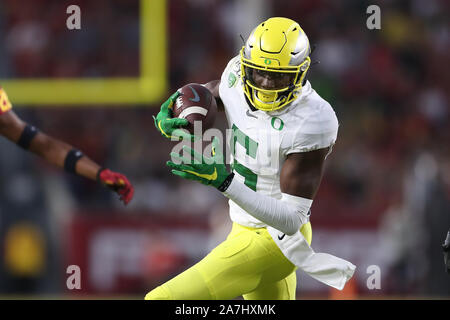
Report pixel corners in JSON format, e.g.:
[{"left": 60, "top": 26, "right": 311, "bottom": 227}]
[
  {"left": 64, "top": 149, "right": 84, "bottom": 174},
  {"left": 96, "top": 167, "right": 106, "bottom": 183},
  {"left": 217, "top": 173, "right": 234, "bottom": 192},
  {"left": 17, "top": 124, "right": 39, "bottom": 149}
]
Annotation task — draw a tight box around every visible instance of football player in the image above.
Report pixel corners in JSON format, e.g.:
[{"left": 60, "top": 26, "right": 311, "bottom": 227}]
[
  {"left": 0, "top": 86, "right": 134, "bottom": 205},
  {"left": 150, "top": 17, "right": 353, "bottom": 300}
]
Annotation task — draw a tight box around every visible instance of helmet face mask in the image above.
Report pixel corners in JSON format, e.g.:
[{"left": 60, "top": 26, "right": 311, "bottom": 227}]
[
  {"left": 240, "top": 17, "right": 311, "bottom": 112},
  {"left": 246, "top": 67, "right": 297, "bottom": 90}
]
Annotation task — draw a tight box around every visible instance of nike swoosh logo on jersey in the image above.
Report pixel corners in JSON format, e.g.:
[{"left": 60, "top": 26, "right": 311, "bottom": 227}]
[
  {"left": 278, "top": 233, "right": 286, "bottom": 240},
  {"left": 246, "top": 109, "right": 258, "bottom": 118},
  {"left": 188, "top": 86, "right": 200, "bottom": 102},
  {"left": 184, "top": 168, "right": 217, "bottom": 181}
]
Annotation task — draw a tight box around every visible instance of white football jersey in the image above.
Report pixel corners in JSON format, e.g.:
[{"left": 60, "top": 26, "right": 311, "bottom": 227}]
[{"left": 219, "top": 56, "right": 339, "bottom": 228}]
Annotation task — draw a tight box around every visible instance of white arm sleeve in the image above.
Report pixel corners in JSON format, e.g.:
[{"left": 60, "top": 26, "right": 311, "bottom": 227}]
[{"left": 222, "top": 178, "right": 312, "bottom": 235}]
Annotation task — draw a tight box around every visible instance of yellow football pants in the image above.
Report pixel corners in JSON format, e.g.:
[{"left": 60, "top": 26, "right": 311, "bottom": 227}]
[{"left": 145, "top": 222, "right": 312, "bottom": 300}]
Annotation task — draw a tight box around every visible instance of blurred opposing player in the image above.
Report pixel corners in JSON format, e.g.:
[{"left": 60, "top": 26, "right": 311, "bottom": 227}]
[
  {"left": 150, "top": 17, "right": 354, "bottom": 300},
  {"left": 0, "top": 86, "right": 134, "bottom": 205}
]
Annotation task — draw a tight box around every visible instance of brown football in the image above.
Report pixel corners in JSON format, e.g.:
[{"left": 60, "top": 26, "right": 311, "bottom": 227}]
[{"left": 172, "top": 83, "right": 217, "bottom": 134}]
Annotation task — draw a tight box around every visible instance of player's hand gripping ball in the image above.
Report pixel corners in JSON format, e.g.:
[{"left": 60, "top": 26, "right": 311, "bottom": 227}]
[
  {"left": 172, "top": 83, "right": 217, "bottom": 135},
  {"left": 154, "top": 84, "right": 217, "bottom": 140}
]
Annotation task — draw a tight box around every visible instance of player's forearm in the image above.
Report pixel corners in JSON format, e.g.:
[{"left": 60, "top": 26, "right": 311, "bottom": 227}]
[
  {"left": 222, "top": 177, "right": 312, "bottom": 235},
  {"left": 29, "top": 133, "right": 100, "bottom": 181},
  {"left": 203, "top": 80, "right": 224, "bottom": 111},
  {"left": 203, "top": 80, "right": 220, "bottom": 98},
  {"left": 28, "top": 132, "right": 134, "bottom": 204}
]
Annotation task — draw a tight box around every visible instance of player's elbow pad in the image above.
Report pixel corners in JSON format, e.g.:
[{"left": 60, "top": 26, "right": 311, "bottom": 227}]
[
  {"left": 283, "top": 225, "right": 299, "bottom": 237},
  {"left": 278, "top": 194, "right": 311, "bottom": 235},
  {"left": 284, "top": 217, "right": 302, "bottom": 236}
]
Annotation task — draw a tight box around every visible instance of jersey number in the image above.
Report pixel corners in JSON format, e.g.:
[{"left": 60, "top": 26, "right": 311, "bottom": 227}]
[{"left": 230, "top": 124, "right": 258, "bottom": 191}]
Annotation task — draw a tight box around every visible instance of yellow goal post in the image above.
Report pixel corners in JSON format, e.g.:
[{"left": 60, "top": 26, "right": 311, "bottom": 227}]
[{"left": 0, "top": 0, "right": 167, "bottom": 106}]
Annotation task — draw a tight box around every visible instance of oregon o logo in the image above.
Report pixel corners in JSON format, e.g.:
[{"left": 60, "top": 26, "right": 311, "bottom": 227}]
[
  {"left": 264, "top": 58, "right": 271, "bottom": 65},
  {"left": 271, "top": 117, "right": 284, "bottom": 131}
]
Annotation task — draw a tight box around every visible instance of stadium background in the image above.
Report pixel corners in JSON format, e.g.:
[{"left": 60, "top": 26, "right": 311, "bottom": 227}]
[{"left": 0, "top": 0, "right": 449, "bottom": 299}]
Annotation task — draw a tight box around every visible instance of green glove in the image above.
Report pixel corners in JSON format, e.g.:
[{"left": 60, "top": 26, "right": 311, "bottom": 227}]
[
  {"left": 167, "top": 138, "right": 231, "bottom": 189},
  {"left": 153, "top": 91, "right": 192, "bottom": 140}
]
